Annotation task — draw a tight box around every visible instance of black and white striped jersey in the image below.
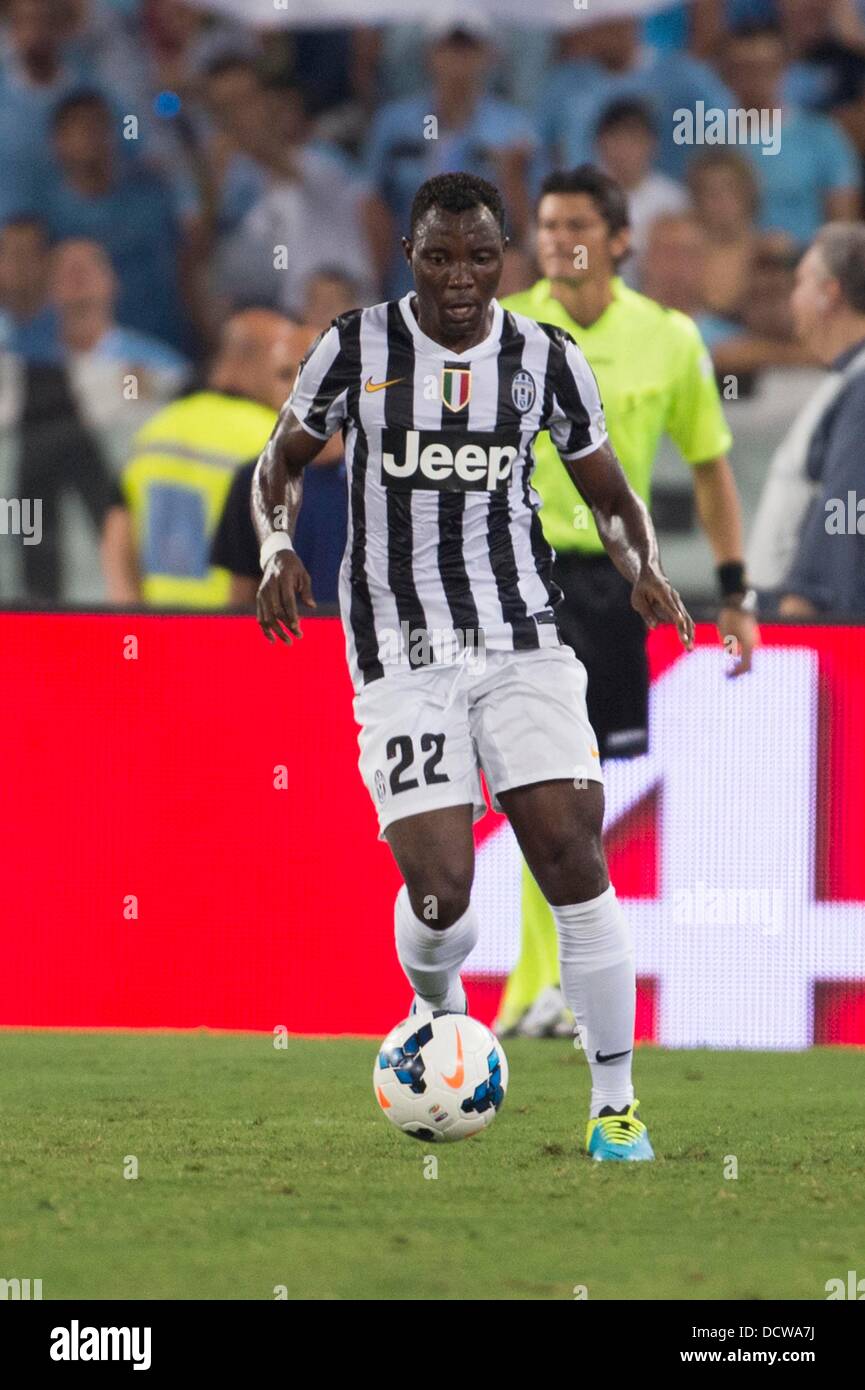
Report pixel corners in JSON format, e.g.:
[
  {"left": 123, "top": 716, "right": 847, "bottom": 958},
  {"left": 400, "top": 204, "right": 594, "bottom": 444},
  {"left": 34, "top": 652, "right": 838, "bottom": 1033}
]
[{"left": 288, "top": 292, "right": 608, "bottom": 689}]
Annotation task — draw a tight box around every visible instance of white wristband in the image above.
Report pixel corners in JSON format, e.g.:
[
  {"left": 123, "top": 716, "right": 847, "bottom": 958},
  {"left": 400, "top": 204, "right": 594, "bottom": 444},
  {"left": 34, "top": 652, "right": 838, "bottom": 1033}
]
[{"left": 259, "top": 531, "right": 294, "bottom": 570}]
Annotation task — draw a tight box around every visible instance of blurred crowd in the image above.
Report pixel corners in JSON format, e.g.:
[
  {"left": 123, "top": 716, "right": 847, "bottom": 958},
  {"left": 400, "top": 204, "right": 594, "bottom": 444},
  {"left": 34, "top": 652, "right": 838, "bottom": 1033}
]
[{"left": 2, "top": 0, "right": 865, "bottom": 604}]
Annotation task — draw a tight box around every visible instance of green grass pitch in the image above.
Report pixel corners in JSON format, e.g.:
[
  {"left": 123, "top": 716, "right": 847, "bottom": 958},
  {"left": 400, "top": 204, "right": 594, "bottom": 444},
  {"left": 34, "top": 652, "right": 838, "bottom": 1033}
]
[{"left": 1, "top": 1030, "right": 862, "bottom": 1301}]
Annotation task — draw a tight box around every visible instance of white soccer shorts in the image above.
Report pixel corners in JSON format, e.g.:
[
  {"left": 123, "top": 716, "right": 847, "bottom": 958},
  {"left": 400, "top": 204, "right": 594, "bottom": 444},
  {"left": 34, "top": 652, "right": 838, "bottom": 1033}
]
[{"left": 353, "top": 645, "right": 603, "bottom": 839}]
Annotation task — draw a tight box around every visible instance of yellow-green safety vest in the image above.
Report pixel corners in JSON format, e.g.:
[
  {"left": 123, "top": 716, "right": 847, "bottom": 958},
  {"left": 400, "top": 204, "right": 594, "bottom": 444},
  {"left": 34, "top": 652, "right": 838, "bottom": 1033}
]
[{"left": 122, "top": 391, "right": 276, "bottom": 607}]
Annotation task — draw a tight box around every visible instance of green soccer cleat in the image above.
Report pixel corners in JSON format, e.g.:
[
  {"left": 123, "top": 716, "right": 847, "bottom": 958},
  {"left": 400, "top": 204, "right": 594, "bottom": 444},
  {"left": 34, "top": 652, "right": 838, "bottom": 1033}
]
[{"left": 585, "top": 1100, "right": 655, "bottom": 1161}]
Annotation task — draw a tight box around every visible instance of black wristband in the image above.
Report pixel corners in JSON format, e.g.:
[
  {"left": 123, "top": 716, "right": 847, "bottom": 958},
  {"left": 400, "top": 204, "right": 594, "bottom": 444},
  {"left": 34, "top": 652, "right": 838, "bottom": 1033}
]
[{"left": 717, "top": 561, "right": 746, "bottom": 598}]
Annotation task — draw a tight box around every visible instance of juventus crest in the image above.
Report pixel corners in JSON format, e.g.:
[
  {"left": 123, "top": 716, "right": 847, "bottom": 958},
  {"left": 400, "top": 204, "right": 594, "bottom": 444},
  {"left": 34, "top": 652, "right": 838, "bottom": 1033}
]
[{"left": 441, "top": 366, "right": 472, "bottom": 412}]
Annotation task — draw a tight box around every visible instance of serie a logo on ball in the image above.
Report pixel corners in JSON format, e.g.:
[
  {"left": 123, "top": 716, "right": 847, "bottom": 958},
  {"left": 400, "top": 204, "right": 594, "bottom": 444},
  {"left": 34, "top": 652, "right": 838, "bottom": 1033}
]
[{"left": 511, "top": 370, "right": 536, "bottom": 414}]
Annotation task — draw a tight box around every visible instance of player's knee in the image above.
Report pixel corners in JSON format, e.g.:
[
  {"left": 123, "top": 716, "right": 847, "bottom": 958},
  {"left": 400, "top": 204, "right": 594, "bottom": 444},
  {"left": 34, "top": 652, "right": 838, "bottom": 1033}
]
[
  {"left": 536, "top": 831, "right": 607, "bottom": 907},
  {"left": 405, "top": 873, "right": 472, "bottom": 930}
]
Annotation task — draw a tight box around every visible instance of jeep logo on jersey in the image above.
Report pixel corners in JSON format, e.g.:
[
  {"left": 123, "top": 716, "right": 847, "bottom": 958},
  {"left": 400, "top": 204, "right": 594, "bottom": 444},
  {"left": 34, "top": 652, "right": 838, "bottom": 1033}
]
[
  {"left": 381, "top": 429, "right": 519, "bottom": 491},
  {"left": 511, "top": 370, "right": 536, "bottom": 413},
  {"left": 441, "top": 366, "right": 471, "bottom": 412}
]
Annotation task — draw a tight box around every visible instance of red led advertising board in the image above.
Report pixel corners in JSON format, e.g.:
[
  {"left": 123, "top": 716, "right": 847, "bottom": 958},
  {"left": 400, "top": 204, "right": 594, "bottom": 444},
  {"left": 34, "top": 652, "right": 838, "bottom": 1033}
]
[{"left": 0, "top": 615, "right": 862, "bottom": 1043}]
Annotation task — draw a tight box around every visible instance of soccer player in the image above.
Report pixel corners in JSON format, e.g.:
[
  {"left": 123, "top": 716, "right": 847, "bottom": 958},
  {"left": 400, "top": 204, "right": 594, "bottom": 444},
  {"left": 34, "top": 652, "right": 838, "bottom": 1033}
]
[
  {"left": 498, "top": 165, "right": 758, "bottom": 1038},
  {"left": 252, "top": 172, "right": 694, "bottom": 1161}
]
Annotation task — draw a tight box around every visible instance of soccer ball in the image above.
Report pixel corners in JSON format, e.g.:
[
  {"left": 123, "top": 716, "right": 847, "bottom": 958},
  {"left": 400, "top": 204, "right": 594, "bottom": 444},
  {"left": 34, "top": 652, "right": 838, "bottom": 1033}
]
[{"left": 373, "top": 1010, "right": 508, "bottom": 1143}]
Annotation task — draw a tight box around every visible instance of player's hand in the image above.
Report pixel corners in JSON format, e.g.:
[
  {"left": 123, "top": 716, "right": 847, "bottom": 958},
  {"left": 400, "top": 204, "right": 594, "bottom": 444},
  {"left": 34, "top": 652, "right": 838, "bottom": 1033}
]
[
  {"left": 718, "top": 606, "right": 759, "bottom": 678},
  {"left": 631, "top": 564, "right": 694, "bottom": 651},
  {"left": 256, "top": 551, "right": 316, "bottom": 644}
]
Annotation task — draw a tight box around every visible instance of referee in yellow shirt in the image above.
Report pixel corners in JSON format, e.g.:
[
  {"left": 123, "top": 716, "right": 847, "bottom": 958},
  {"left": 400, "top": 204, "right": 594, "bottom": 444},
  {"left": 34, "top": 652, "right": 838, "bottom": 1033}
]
[{"left": 497, "top": 165, "right": 758, "bottom": 1036}]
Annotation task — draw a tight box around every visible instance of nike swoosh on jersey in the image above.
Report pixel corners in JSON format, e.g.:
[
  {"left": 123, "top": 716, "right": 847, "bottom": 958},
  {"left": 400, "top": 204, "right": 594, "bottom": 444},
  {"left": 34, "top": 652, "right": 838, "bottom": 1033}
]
[
  {"left": 442, "top": 1028, "right": 465, "bottom": 1088},
  {"left": 595, "top": 1049, "right": 632, "bottom": 1064},
  {"left": 364, "top": 375, "right": 406, "bottom": 393}
]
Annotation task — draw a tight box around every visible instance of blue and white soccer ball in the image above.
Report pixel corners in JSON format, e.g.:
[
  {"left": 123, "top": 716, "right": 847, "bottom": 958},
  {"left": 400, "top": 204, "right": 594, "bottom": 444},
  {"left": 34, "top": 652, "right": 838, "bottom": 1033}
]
[{"left": 374, "top": 1010, "right": 508, "bottom": 1143}]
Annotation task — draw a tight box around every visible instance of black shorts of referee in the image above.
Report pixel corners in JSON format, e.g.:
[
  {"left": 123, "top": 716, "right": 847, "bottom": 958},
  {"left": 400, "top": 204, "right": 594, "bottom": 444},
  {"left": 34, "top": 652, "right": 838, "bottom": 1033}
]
[{"left": 552, "top": 550, "right": 649, "bottom": 761}]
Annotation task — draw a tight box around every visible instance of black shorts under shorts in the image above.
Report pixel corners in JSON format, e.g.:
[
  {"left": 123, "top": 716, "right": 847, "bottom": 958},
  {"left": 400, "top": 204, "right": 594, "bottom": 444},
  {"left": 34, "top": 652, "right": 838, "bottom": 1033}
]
[{"left": 552, "top": 550, "right": 649, "bottom": 761}]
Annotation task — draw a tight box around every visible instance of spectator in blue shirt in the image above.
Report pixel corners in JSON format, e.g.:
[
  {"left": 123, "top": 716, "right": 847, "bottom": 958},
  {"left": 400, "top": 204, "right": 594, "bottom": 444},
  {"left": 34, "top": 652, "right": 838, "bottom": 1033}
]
[
  {"left": 0, "top": 216, "right": 62, "bottom": 364},
  {"left": 363, "top": 17, "right": 536, "bottom": 298},
  {"left": 49, "top": 236, "right": 190, "bottom": 474},
  {"left": 778, "top": 0, "right": 865, "bottom": 114},
  {"left": 199, "top": 56, "right": 360, "bottom": 243},
  {"left": 52, "top": 236, "right": 189, "bottom": 374},
  {"left": 537, "top": 16, "right": 736, "bottom": 184},
  {"left": 0, "top": 0, "right": 101, "bottom": 225},
  {"left": 367, "top": 20, "right": 553, "bottom": 113},
  {"left": 199, "top": 55, "right": 271, "bottom": 240},
  {"left": 639, "top": 210, "right": 743, "bottom": 352},
  {"left": 720, "top": 22, "right": 861, "bottom": 245},
  {"left": 44, "top": 89, "right": 192, "bottom": 354},
  {"left": 651, "top": 0, "right": 779, "bottom": 56}
]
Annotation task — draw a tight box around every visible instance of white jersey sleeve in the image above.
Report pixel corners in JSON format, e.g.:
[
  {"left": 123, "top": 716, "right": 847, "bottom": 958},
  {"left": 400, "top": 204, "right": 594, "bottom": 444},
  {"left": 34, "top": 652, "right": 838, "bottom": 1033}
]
[
  {"left": 542, "top": 328, "right": 608, "bottom": 461},
  {"left": 287, "top": 317, "right": 357, "bottom": 440}
]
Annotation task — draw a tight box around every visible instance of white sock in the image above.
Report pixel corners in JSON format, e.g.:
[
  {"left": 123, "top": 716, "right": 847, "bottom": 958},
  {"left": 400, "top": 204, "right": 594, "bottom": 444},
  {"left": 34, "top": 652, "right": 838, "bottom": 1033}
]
[
  {"left": 551, "top": 884, "right": 635, "bottom": 1117},
  {"left": 394, "top": 884, "right": 478, "bottom": 1012}
]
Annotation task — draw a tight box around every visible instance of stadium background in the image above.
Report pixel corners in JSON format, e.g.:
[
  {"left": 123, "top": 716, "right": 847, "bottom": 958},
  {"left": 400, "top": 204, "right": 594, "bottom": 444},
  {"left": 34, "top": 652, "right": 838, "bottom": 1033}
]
[{"left": 0, "top": 0, "right": 863, "bottom": 1047}]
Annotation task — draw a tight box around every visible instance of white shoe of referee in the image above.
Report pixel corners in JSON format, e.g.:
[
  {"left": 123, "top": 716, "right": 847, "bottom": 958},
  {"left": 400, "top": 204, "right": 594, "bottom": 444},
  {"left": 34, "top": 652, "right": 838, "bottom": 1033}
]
[{"left": 516, "top": 985, "right": 574, "bottom": 1038}]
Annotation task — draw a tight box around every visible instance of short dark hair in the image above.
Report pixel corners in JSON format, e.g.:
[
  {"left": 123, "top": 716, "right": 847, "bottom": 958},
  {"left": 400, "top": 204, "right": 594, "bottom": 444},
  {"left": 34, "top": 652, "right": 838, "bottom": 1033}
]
[
  {"left": 409, "top": 172, "right": 506, "bottom": 238},
  {"left": 51, "top": 89, "right": 111, "bottom": 131},
  {"left": 596, "top": 98, "right": 658, "bottom": 140},
  {"left": 0, "top": 214, "right": 49, "bottom": 241},
  {"left": 814, "top": 223, "right": 865, "bottom": 314},
  {"left": 726, "top": 20, "right": 786, "bottom": 48},
  {"left": 432, "top": 27, "right": 487, "bottom": 50},
  {"left": 538, "top": 164, "right": 630, "bottom": 236}
]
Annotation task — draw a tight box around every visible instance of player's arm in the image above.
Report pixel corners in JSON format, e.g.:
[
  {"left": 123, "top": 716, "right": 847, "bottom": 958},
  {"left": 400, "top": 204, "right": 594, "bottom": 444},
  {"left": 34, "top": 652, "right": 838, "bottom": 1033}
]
[
  {"left": 691, "top": 455, "right": 742, "bottom": 561},
  {"left": 667, "top": 320, "right": 758, "bottom": 675},
  {"left": 101, "top": 468, "right": 140, "bottom": 604},
  {"left": 101, "top": 502, "right": 141, "bottom": 605},
  {"left": 691, "top": 454, "right": 757, "bottom": 675},
  {"left": 251, "top": 408, "right": 323, "bottom": 644},
  {"left": 253, "top": 318, "right": 353, "bottom": 644},
  {"left": 563, "top": 438, "right": 694, "bottom": 650}
]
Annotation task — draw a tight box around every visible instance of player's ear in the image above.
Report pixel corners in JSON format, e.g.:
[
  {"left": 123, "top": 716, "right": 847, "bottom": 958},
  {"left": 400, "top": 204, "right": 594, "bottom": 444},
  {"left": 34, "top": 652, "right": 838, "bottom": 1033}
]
[
  {"left": 819, "top": 277, "right": 841, "bottom": 311},
  {"left": 611, "top": 226, "right": 631, "bottom": 265},
  {"left": 401, "top": 236, "right": 413, "bottom": 266}
]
